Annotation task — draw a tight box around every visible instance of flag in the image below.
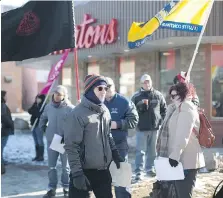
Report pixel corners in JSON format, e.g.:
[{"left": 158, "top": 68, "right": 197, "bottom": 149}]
[
  {"left": 128, "top": 0, "right": 212, "bottom": 49},
  {"left": 40, "top": 50, "right": 70, "bottom": 95},
  {"left": 128, "top": 0, "right": 180, "bottom": 49},
  {"left": 1, "top": 1, "right": 75, "bottom": 62},
  {"left": 161, "top": 0, "right": 212, "bottom": 32}
]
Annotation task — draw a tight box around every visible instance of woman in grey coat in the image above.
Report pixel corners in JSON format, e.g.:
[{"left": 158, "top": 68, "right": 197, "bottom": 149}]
[{"left": 39, "top": 85, "right": 74, "bottom": 198}]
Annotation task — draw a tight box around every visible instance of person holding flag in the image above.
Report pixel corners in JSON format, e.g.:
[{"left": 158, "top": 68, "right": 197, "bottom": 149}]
[{"left": 39, "top": 85, "right": 74, "bottom": 198}]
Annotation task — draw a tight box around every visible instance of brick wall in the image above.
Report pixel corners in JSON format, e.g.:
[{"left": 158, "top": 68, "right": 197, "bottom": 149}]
[{"left": 1, "top": 62, "right": 22, "bottom": 113}]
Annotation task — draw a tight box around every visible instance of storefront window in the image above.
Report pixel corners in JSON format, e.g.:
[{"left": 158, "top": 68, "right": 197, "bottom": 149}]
[
  {"left": 211, "top": 45, "right": 223, "bottom": 118},
  {"left": 87, "top": 62, "right": 100, "bottom": 75},
  {"left": 119, "top": 58, "right": 135, "bottom": 99},
  {"left": 159, "top": 49, "right": 181, "bottom": 104}
]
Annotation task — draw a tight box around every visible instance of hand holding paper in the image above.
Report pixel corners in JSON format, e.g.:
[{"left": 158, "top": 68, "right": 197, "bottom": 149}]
[{"left": 50, "top": 134, "right": 65, "bottom": 154}]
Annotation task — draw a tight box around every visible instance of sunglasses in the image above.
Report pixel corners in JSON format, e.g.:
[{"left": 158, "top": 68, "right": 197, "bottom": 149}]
[
  {"left": 97, "top": 86, "right": 108, "bottom": 92},
  {"left": 170, "top": 94, "right": 178, "bottom": 99}
]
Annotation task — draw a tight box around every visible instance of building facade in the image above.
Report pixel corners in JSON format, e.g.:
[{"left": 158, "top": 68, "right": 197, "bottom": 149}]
[{"left": 51, "top": 1, "right": 223, "bottom": 146}]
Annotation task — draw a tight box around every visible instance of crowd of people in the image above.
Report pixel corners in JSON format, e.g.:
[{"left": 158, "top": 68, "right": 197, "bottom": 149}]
[{"left": 1, "top": 71, "right": 206, "bottom": 198}]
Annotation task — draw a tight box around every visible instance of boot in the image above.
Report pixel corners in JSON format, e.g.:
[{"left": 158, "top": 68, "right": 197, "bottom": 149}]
[
  {"left": 43, "top": 189, "right": 56, "bottom": 198},
  {"left": 36, "top": 146, "right": 44, "bottom": 161},
  {"left": 32, "top": 145, "right": 39, "bottom": 161},
  {"left": 63, "top": 189, "right": 68, "bottom": 198}
]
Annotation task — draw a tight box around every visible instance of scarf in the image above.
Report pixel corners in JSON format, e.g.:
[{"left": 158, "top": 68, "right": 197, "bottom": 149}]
[{"left": 156, "top": 104, "right": 176, "bottom": 157}]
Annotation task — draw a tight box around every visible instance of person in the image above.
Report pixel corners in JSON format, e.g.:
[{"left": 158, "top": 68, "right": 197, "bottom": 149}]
[
  {"left": 28, "top": 94, "right": 46, "bottom": 161},
  {"left": 105, "top": 77, "right": 139, "bottom": 198},
  {"left": 173, "top": 71, "right": 199, "bottom": 107},
  {"left": 39, "top": 85, "right": 74, "bottom": 198},
  {"left": 1, "top": 90, "right": 14, "bottom": 174},
  {"left": 156, "top": 82, "right": 205, "bottom": 198},
  {"left": 64, "top": 74, "right": 124, "bottom": 198},
  {"left": 131, "top": 74, "right": 167, "bottom": 181}
]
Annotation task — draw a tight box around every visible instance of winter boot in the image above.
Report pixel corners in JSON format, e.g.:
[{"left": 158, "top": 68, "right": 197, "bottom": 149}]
[
  {"left": 63, "top": 189, "right": 69, "bottom": 198},
  {"left": 32, "top": 145, "right": 39, "bottom": 161},
  {"left": 43, "top": 189, "right": 56, "bottom": 198},
  {"left": 36, "top": 146, "right": 44, "bottom": 161}
]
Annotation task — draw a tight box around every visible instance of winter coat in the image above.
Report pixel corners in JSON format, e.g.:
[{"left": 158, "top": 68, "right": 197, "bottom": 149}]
[
  {"left": 168, "top": 100, "right": 205, "bottom": 169},
  {"left": 105, "top": 93, "right": 139, "bottom": 147},
  {"left": 28, "top": 102, "right": 45, "bottom": 126},
  {"left": 38, "top": 99, "right": 74, "bottom": 143},
  {"left": 1, "top": 102, "right": 14, "bottom": 137},
  {"left": 131, "top": 88, "right": 167, "bottom": 131},
  {"left": 64, "top": 96, "right": 116, "bottom": 177}
]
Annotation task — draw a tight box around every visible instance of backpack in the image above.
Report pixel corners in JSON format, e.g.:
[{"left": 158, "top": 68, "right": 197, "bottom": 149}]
[
  {"left": 193, "top": 108, "right": 215, "bottom": 148},
  {"left": 179, "top": 105, "right": 215, "bottom": 148}
]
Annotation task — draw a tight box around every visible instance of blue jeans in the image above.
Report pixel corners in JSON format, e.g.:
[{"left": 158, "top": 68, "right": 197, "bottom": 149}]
[
  {"left": 135, "top": 130, "right": 158, "bottom": 175},
  {"left": 32, "top": 127, "right": 44, "bottom": 146},
  {"left": 47, "top": 142, "right": 70, "bottom": 190},
  {"left": 114, "top": 143, "right": 131, "bottom": 198},
  {"left": 1, "top": 136, "right": 9, "bottom": 163}
]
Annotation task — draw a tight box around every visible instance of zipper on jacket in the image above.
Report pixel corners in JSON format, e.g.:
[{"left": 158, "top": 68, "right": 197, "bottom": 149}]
[{"left": 100, "top": 113, "right": 107, "bottom": 167}]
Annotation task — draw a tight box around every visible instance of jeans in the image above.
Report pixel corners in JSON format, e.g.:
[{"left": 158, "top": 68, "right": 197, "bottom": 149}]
[
  {"left": 69, "top": 169, "right": 113, "bottom": 198},
  {"left": 1, "top": 136, "right": 9, "bottom": 163},
  {"left": 32, "top": 127, "right": 44, "bottom": 146},
  {"left": 115, "top": 147, "right": 131, "bottom": 198},
  {"left": 47, "top": 142, "right": 70, "bottom": 190},
  {"left": 135, "top": 130, "right": 158, "bottom": 175}
]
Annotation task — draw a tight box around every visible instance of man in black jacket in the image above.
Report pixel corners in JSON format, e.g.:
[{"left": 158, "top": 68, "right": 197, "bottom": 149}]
[
  {"left": 1, "top": 90, "right": 14, "bottom": 174},
  {"left": 28, "top": 94, "right": 46, "bottom": 161},
  {"left": 131, "top": 74, "right": 167, "bottom": 181}
]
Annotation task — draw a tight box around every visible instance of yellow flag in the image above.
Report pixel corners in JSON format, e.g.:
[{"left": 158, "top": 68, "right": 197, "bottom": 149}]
[{"left": 128, "top": 0, "right": 212, "bottom": 49}]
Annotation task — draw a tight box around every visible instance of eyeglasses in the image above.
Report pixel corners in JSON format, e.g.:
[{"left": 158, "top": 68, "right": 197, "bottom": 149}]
[
  {"left": 97, "top": 86, "right": 108, "bottom": 92},
  {"left": 170, "top": 94, "right": 178, "bottom": 99}
]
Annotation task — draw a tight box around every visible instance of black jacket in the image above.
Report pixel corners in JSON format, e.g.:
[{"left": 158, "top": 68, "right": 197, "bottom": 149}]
[
  {"left": 1, "top": 102, "right": 14, "bottom": 137},
  {"left": 131, "top": 88, "right": 167, "bottom": 131},
  {"left": 28, "top": 102, "right": 45, "bottom": 126}
]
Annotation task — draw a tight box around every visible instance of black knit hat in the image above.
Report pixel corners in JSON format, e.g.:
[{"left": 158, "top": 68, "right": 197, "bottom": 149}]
[{"left": 84, "top": 74, "right": 107, "bottom": 93}]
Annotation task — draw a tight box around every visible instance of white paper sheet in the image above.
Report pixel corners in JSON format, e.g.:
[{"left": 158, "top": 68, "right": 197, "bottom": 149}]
[
  {"left": 49, "top": 134, "right": 65, "bottom": 154},
  {"left": 109, "top": 162, "right": 132, "bottom": 187},
  {"left": 154, "top": 157, "right": 185, "bottom": 181}
]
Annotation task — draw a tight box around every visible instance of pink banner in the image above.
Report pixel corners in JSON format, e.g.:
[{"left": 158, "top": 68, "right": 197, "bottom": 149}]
[{"left": 40, "top": 49, "right": 70, "bottom": 95}]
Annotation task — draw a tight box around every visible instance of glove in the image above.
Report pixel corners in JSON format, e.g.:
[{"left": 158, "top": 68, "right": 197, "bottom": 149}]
[
  {"left": 112, "top": 149, "right": 125, "bottom": 169},
  {"left": 61, "top": 136, "right": 64, "bottom": 144},
  {"left": 169, "top": 158, "right": 179, "bottom": 167},
  {"left": 73, "top": 174, "right": 91, "bottom": 191}
]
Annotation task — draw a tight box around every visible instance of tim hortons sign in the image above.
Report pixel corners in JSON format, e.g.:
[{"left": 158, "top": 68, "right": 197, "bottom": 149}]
[{"left": 76, "top": 14, "right": 118, "bottom": 49}]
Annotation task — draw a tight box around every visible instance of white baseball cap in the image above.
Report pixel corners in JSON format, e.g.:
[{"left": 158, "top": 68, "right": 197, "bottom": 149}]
[{"left": 140, "top": 74, "right": 152, "bottom": 83}]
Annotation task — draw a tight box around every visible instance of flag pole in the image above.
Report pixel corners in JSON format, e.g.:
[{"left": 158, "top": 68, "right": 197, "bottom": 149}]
[
  {"left": 31, "top": 80, "right": 56, "bottom": 132},
  {"left": 186, "top": 0, "right": 215, "bottom": 82},
  {"left": 72, "top": 0, "right": 80, "bottom": 101}
]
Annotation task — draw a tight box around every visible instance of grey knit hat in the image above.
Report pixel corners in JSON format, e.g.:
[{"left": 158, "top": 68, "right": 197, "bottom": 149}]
[
  {"left": 84, "top": 74, "right": 107, "bottom": 93},
  {"left": 54, "top": 85, "right": 68, "bottom": 96}
]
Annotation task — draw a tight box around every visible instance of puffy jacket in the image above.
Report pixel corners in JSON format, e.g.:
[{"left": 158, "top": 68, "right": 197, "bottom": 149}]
[
  {"left": 131, "top": 88, "right": 167, "bottom": 131},
  {"left": 1, "top": 102, "right": 14, "bottom": 137}
]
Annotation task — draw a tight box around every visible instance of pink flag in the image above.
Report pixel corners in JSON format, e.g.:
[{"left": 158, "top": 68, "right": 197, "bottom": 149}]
[{"left": 40, "top": 49, "right": 70, "bottom": 95}]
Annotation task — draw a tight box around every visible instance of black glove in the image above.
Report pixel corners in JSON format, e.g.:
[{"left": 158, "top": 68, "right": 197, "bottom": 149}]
[
  {"left": 169, "top": 158, "right": 179, "bottom": 167},
  {"left": 112, "top": 149, "right": 125, "bottom": 169},
  {"left": 73, "top": 174, "right": 91, "bottom": 191},
  {"left": 61, "top": 136, "right": 64, "bottom": 144}
]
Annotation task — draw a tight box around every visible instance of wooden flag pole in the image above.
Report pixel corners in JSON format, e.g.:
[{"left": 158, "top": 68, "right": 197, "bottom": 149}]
[
  {"left": 186, "top": 0, "right": 215, "bottom": 82},
  {"left": 72, "top": 0, "right": 80, "bottom": 101}
]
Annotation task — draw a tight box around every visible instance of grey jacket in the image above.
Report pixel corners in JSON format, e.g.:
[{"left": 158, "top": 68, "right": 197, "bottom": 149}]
[
  {"left": 39, "top": 99, "right": 74, "bottom": 143},
  {"left": 64, "top": 96, "right": 115, "bottom": 177}
]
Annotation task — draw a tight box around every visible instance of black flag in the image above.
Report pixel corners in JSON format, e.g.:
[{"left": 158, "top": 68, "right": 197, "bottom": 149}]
[{"left": 1, "top": 1, "right": 75, "bottom": 62}]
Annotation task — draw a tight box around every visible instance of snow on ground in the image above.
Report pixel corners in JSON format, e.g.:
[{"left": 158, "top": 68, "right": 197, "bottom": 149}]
[{"left": 2, "top": 132, "right": 223, "bottom": 198}]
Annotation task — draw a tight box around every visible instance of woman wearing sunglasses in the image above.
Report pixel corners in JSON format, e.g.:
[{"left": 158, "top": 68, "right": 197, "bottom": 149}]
[
  {"left": 64, "top": 74, "right": 123, "bottom": 198},
  {"left": 156, "top": 82, "right": 205, "bottom": 198}
]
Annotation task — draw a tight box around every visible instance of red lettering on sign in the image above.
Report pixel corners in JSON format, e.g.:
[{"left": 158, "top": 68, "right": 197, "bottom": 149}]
[{"left": 75, "top": 14, "right": 118, "bottom": 49}]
